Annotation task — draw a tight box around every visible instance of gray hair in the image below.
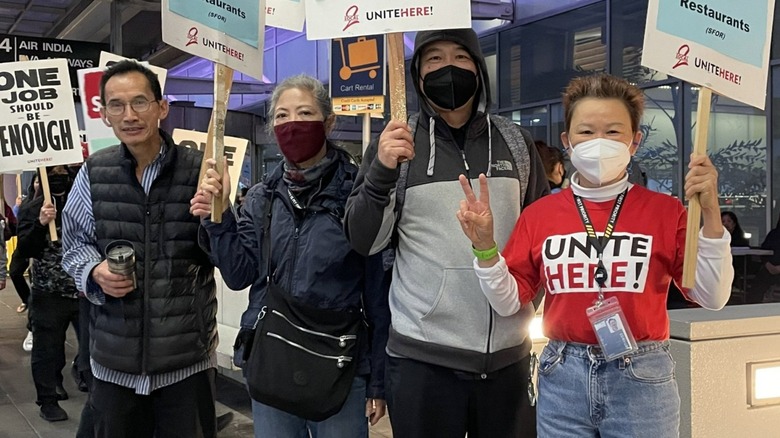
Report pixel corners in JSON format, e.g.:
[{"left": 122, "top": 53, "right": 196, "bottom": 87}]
[{"left": 266, "top": 74, "right": 333, "bottom": 135}]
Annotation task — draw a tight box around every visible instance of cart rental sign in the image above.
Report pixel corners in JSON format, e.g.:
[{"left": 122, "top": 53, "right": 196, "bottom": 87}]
[
  {"left": 642, "top": 0, "right": 775, "bottom": 109},
  {"left": 304, "top": 0, "right": 471, "bottom": 40},
  {"left": 330, "top": 35, "right": 385, "bottom": 115}
]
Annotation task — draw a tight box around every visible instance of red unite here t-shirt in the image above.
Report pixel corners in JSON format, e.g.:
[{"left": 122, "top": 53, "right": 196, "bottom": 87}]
[{"left": 503, "top": 186, "right": 689, "bottom": 344}]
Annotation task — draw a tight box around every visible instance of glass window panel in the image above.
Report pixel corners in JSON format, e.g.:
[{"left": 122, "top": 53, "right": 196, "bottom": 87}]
[
  {"left": 499, "top": 2, "right": 606, "bottom": 107},
  {"left": 263, "top": 48, "right": 276, "bottom": 83},
  {"left": 772, "top": 66, "right": 780, "bottom": 229},
  {"left": 635, "top": 85, "right": 680, "bottom": 195},
  {"left": 480, "top": 35, "right": 498, "bottom": 112},
  {"left": 694, "top": 89, "right": 767, "bottom": 246},
  {"left": 277, "top": 36, "right": 317, "bottom": 79},
  {"left": 503, "top": 106, "right": 548, "bottom": 142},
  {"left": 609, "top": 0, "right": 668, "bottom": 84},
  {"left": 516, "top": 0, "right": 601, "bottom": 22}
]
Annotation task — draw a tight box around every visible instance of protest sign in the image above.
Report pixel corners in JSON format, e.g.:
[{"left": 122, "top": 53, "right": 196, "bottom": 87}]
[
  {"left": 304, "top": 0, "right": 470, "bottom": 40},
  {"left": 78, "top": 68, "right": 117, "bottom": 155},
  {"left": 98, "top": 51, "right": 169, "bottom": 92},
  {"left": 330, "top": 35, "right": 385, "bottom": 116},
  {"left": 161, "top": 0, "right": 265, "bottom": 80},
  {"left": 267, "top": 0, "right": 305, "bottom": 32},
  {"left": 173, "top": 128, "right": 248, "bottom": 201},
  {"left": 642, "top": 0, "right": 775, "bottom": 286},
  {"left": 0, "top": 34, "right": 107, "bottom": 100},
  {"left": 642, "top": 0, "right": 775, "bottom": 109},
  {"left": 0, "top": 58, "right": 82, "bottom": 173}
]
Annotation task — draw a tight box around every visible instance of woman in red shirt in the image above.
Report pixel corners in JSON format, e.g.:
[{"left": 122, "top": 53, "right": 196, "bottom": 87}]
[{"left": 456, "top": 74, "right": 733, "bottom": 437}]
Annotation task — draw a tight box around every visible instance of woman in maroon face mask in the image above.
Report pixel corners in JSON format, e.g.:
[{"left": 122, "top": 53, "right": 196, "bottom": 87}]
[{"left": 191, "top": 75, "right": 389, "bottom": 438}]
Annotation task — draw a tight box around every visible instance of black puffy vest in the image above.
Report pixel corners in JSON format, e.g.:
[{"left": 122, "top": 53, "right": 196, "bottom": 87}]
[{"left": 87, "top": 132, "right": 216, "bottom": 374}]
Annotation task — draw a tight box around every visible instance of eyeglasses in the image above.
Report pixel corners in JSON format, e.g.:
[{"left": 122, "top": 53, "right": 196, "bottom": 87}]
[{"left": 104, "top": 99, "right": 159, "bottom": 116}]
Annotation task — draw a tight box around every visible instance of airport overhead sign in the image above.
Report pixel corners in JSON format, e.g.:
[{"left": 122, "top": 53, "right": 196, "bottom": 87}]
[{"left": 0, "top": 34, "right": 107, "bottom": 100}]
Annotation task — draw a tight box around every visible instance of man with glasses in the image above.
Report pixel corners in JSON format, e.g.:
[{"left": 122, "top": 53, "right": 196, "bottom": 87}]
[{"left": 61, "top": 60, "right": 218, "bottom": 438}]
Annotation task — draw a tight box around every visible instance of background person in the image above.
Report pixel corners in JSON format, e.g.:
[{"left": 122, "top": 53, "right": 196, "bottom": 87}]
[
  {"left": 721, "top": 211, "right": 749, "bottom": 247},
  {"left": 192, "top": 74, "right": 389, "bottom": 438},
  {"left": 458, "top": 73, "right": 732, "bottom": 437},
  {"left": 534, "top": 140, "right": 566, "bottom": 192},
  {"left": 17, "top": 166, "right": 81, "bottom": 422}
]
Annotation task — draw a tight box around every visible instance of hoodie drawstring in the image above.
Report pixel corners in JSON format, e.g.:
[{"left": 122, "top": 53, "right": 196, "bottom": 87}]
[
  {"left": 427, "top": 114, "right": 493, "bottom": 178},
  {"left": 427, "top": 117, "right": 436, "bottom": 176},
  {"left": 486, "top": 114, "right": 493, "bottom": 177}
]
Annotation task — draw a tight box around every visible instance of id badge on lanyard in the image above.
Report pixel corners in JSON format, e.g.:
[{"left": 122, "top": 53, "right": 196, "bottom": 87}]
[{"left": 575, "top": 190, "right": 638, "bottom": 361}]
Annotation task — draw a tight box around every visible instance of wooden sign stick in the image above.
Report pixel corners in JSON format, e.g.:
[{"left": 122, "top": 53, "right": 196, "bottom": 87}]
[
  {"left": 16, "top": 174, "right": 22, "bottom": 200},
  {"left": 682, "top": 87, "right": 713, "bottom": 288},
  {"left": 208, "top": 64, "right": 234, "bottom": 223},
  {"left": 37, "top": 169, "right": 58, "bottom": 242},
  {"left": 198, "top": 66, "right": 234, "bottom": 190},
  {"left": 387, "top": 33, "right": 407, "bottom": 122}
]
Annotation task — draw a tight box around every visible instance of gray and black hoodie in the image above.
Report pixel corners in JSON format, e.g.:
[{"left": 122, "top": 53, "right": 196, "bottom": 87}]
[{"left": 344, "top": 28, "right": 549, "bottom": 373}]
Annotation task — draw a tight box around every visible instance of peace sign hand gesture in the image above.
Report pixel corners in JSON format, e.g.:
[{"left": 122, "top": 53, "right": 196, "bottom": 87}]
[{"left": 456, "top": 174, "right": 495, "bottom": 251}]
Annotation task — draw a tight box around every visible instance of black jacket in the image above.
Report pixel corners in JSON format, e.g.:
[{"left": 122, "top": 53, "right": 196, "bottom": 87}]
[{"left": 87, "top": 130, "right": 216, "bottom": 374}]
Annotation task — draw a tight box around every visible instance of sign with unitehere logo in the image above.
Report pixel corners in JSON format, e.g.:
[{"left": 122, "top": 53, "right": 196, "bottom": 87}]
[
  {"left": 161, "top": 0, "right": 265, "bottom": 80},
  {"left": 330, "top": 35, "right": 385, "bottom": 115},
  {"left": 304, "top": 0, "right": 471, "bottom": 40},
  {"left": 266, "top": 0, "right": 305, "bottom": 32},
  {"left": 642, "top": 0, "right": 775, "bottom": 109}
]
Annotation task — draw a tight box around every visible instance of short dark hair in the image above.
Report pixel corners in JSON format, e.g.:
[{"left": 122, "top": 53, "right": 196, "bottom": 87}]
[
  {"left": 100, "top": 60, "right": 163, "bottom": 105},
  {"left": 562, "top": 74, "right": 644, "bottom": 133}
]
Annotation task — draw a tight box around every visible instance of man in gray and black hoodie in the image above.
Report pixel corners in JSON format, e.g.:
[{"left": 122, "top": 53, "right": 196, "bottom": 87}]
[{"left": 344, "top": 28, "right": 547, "bottom": 437}]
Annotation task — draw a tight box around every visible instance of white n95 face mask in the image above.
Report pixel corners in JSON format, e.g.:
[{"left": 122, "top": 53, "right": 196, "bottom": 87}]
[{"left": 568, "top": 138, "right": 631, "bottom": 186}]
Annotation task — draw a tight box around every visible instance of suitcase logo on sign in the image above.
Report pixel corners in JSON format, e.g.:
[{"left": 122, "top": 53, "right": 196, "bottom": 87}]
[{"left": 336, "top": 37, "right": 380, "bottom": 80}]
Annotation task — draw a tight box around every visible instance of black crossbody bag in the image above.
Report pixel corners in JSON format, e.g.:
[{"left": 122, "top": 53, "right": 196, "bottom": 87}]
[{"left": 245, "top": 190, "right": 363, "bottom": 421}]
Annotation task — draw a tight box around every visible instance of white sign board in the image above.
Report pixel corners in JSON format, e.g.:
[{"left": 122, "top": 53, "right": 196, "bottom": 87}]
[
  {"left": 172, "top": 128, "right": 248, "bottom": 200},
  {"left": 304, "top": 0, "right": 471, "bottom": 40},
  {"left": 642, "top": 0, "right": 775, "bottom": 109},
  {"left": 161, "top": 0, "right": 265, "bottom": 80},
  {"left": 0, "top": 59, "right": 83, "bottom": 173},
  {"left": 266, "top": 0, "right": 305, "bottom": 32},
  {"left": 78, "top": 68, "right": 117, "bottom": 155},
  {"left": 98, "top": 52, "right": 169, "bottom": 93}
]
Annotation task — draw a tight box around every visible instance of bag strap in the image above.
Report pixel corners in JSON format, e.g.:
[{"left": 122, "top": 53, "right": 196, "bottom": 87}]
[{"left": 262, "top": 179, "right": 278, "bottom": 284}]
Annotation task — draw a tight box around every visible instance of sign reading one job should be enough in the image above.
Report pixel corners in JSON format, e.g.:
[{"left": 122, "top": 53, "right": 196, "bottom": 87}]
[{"left": 0, "top": 58, "right": 82, "bottom": 173}]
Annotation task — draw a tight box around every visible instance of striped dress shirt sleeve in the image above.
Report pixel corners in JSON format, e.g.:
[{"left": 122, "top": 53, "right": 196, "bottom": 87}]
[{"left": 61, "top": 143, "right": 216, "bottom": 395}]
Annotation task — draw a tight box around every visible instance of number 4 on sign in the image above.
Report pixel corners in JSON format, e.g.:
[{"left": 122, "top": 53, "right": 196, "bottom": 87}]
[{"left": 0, "top": 37, "right": 12, "bottom": 53}]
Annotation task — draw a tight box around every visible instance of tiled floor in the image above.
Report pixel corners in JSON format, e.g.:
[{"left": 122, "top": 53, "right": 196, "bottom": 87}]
[{"left": 0, "top": 284, "right": 392, "bottom": 437}]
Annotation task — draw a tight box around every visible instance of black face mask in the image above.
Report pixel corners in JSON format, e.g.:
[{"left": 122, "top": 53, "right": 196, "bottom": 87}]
[
  {"left": 48, "top": 174, "right": 70, "bottom": 195},
  {"left": 422, "top": 65, "right": 479, "bottom": 111}
]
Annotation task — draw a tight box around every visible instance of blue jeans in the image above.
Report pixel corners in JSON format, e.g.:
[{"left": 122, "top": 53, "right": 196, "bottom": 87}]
[
  {"left": 250, "top": 376, "right": 368, "bottom": 438},
  {"left": 537, "top": 340, "right": 680, "bottom": 438}
]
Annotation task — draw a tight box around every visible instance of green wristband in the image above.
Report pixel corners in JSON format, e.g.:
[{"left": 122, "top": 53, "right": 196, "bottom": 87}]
[{"left": 472, "top": 243, "right": 498, "bottom": 261}]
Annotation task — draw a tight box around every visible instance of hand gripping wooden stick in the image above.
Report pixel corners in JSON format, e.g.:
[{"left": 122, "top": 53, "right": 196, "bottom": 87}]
[{"left": 682, "top": 87, "right": 712, "bottom": 288}]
